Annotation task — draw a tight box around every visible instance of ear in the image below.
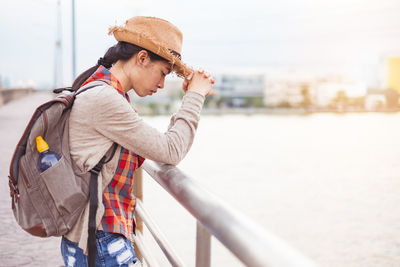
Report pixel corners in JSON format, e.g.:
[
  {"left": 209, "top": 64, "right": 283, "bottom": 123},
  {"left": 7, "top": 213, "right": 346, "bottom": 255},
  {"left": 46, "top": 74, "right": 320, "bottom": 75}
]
[{"left": 137, "top": 50, "right": 150, "bottom": 66}]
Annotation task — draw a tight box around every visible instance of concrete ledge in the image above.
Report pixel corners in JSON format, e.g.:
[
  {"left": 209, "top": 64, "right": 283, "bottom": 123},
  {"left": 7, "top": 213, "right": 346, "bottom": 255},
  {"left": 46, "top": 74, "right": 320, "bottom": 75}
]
[{"left": 0, "top": 88, "right": 36, "bottom": 107}]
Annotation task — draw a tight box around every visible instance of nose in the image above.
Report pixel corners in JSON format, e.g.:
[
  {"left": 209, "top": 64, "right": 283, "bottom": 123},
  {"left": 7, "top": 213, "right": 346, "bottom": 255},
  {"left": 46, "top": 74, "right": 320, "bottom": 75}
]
[{"left": 158, "top": 77, "right": 165, "bottom": 89}]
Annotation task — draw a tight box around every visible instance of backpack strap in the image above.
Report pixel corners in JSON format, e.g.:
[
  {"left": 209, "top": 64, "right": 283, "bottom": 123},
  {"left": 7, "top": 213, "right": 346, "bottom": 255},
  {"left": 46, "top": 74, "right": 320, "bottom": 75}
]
[
  {"left": 53, "top": 87, "right": 74, "bottom": 94},
  {"left": 87, "top": 143, "right": 118, "bottom": 267},
  {"left": 69, "top": 80, "right": 117, "bottom": 266},
  {"left": 61, "top": 81, "right": 107, "bottom": 112},
  {"left": 75, "top": 80, "right": 107, "bottom": 96}
]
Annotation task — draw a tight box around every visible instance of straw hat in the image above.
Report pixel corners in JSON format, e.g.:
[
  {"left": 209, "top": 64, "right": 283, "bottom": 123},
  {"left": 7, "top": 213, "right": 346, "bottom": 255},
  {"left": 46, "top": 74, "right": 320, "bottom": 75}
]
[{"left": 108, "top": 16, "right": 192, "bottom": 78}]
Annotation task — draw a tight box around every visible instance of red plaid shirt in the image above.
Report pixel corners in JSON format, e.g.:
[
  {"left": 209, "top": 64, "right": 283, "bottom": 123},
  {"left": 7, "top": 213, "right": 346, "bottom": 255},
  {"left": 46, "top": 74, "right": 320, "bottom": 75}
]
[{"left": 81, "top": 65, "right": 145, "bottom": 243}]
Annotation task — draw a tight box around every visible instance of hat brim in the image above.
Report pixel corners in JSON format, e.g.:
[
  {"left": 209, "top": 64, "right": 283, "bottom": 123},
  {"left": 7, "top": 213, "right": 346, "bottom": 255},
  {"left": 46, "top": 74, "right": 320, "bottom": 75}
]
[{"left": 109, "top": 26, "right": 193, "bottom": 79}]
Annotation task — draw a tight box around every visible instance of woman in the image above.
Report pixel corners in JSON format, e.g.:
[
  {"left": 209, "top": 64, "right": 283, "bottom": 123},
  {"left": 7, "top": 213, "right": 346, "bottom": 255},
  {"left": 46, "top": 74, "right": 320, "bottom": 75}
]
[{"left": 61, "top": 16, "right": 214, "bottom": 266}]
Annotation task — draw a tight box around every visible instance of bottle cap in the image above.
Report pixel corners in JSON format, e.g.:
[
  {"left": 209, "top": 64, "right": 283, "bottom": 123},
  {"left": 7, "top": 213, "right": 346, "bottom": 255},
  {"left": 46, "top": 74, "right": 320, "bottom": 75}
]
[{"left": 36, "top": 136, "right": 49, "bottom": 153}]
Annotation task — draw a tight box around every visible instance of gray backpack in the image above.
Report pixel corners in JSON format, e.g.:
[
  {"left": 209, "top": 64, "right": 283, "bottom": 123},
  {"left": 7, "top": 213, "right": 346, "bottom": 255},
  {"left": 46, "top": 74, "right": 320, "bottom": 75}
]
[{"left": 8, "top": 81, "right": 116, "bottom": 266}]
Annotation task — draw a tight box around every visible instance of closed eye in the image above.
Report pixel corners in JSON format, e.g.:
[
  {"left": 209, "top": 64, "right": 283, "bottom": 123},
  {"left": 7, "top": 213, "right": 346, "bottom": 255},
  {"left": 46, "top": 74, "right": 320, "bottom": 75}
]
[{"left": 165, "top": 67, "right": 172, "bottom": 76}]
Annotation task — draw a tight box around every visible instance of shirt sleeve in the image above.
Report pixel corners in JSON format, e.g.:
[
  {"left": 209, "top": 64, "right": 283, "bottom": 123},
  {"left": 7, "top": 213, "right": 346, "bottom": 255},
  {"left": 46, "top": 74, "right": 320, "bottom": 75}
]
[{"left": 91, "top": 88, "right": 205, "bottom": 165}]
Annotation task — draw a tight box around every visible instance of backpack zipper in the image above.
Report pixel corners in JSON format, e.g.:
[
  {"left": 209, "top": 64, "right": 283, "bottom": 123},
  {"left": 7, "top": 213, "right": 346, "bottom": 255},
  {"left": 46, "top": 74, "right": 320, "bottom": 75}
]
[
  {"left": 20, "top": 164, "right": 31, "bottom": 188},
  {"left": 43, "top": 110, "right": 48, "bottom": 138}
]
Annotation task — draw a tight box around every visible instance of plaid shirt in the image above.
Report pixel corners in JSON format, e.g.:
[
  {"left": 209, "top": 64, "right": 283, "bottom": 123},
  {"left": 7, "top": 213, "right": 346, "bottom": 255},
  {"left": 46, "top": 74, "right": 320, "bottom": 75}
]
[{"left": 81, "top": 65, "right": 145, "bottom": 243}]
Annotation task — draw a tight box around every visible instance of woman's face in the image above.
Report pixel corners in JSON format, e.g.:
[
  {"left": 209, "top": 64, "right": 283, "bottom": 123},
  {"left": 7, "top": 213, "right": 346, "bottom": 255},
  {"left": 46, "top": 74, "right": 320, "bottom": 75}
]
[{"left": 128, "top": 53, "right": 172, "bottom": 97}]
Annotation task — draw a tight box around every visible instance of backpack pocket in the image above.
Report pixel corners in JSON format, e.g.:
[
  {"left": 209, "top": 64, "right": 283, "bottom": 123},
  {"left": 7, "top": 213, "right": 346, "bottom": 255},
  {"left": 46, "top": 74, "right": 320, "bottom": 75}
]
[{"left": 40, "top": 156, "right": 87, "bottom": 216}]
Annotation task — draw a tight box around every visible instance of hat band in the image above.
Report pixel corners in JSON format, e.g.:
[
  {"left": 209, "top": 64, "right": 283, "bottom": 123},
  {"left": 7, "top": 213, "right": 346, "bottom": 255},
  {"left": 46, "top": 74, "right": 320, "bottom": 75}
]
[{"left": 169, "top": 49, "right": 181, "bottom": 60}]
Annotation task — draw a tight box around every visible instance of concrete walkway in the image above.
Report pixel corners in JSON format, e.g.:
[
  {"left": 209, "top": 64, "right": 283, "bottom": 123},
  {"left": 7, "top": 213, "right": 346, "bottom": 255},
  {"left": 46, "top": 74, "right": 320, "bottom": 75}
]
[{"left": 0, "top": 92, "right": 64, "bottom": 267}]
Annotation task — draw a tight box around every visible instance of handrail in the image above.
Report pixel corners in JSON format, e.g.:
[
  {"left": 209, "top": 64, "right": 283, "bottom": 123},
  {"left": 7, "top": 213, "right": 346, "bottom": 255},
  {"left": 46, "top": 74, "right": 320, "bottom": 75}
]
[
  {"left": 135, "top": 199, "right": 185, "bottom": 267},
  {"left": 138, "top": 160, "right": 318, "bottom": 267},
  {"left": 0, "top": 88, "right": 34, "bottom": 107},
  {"left": 134, "top": 231, "right": 161, "bottom": 267}
]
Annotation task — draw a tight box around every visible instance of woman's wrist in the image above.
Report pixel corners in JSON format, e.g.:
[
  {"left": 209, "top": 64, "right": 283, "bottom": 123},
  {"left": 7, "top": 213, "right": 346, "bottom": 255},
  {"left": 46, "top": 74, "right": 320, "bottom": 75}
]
[
  {"left": 185, "top": 90, "right": 206, "bottom": 99},
  {"left": 187, "top": 88, "right": 206, "bottom": 97}
]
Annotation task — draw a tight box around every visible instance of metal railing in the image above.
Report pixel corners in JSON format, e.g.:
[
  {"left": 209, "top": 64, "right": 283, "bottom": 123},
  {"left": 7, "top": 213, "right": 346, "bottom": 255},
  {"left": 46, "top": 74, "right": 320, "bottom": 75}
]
[
  {"left": 133, "top": 160, "right": 318, "bottom": 267},
  {"left": 0, "top": 88, "right": 34, "bottom": 107}
]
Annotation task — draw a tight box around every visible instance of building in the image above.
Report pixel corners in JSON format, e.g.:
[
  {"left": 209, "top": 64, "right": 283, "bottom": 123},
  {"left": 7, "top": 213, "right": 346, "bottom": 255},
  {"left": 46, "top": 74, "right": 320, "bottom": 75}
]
[
  {"left": 263, "top": 71, "right": 317, "bottom": 108},
  {"left": 314, "top": 80, "right": 367, "bottom": 108},
  {"left": 386, "top": 57, "right": 400, "bottom": 92},
  {"left": 213, "top": 73, "right": 265, "bottom": 107},
  {"left": 264, "top": 70, "right": 367, "bottom": 108},
  {"left": 365, "top": 90, "right": 386, "bottom": 111}
]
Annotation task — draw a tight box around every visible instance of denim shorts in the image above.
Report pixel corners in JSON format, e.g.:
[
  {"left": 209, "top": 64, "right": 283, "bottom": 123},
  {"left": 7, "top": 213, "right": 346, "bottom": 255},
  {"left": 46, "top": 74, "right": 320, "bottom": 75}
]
[{"left": 61, "top": 230, "right": 140, "bottom": 267}]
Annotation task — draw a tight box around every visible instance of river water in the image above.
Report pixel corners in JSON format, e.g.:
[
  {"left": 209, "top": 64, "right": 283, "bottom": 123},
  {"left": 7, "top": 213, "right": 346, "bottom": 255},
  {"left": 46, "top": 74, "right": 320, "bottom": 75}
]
[
  {"left": 141, "top": 113, "right": 400, "bottom": 267},
  {"left": 2, "top": 93, "right": 398, "bottom": 266}
]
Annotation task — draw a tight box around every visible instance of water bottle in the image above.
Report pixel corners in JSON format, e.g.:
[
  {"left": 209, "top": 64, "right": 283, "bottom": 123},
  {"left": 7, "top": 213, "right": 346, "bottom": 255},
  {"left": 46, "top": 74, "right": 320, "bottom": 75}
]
[{"left": 36, "top": 136, "right": 61, "bottom": 172}]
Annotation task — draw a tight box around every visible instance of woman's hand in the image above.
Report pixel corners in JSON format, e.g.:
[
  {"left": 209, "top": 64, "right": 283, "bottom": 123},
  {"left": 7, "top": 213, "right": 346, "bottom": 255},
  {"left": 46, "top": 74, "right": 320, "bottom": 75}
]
[{"left": 182, "top": 69, "right": 215, "bottom": 97}]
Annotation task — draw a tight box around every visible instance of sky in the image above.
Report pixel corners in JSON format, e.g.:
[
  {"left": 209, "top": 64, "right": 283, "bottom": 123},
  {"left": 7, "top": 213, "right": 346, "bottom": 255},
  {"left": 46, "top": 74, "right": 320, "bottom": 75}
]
[{"left": 1, "top": 0, "right": 400, "bottom": 89}]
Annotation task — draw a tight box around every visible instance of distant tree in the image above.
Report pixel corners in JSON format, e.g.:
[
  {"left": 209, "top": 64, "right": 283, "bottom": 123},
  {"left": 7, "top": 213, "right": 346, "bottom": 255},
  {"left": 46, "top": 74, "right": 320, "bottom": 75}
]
[
  {"left": 204, "top": 96, "right": 216, "bottom": 108},
  {"left": 216, "top": 97, "right": 225, "bottom": 108},
  {"left": 350, "top": 96, "right": 365, "bottom": 109},
  {"left": 165, "top": 103, "right": 171, "bottom": 113},
  {"left": 147, "top": 102, "right": 159, "bottom": 115},
  {"left": 384, "top": 89, "right": 399, "bottom": 109},
  {"left": 248, "top": 97, "right": 264, "bottom": 108},
  {"left": 277, "top": 100, "right": 292, "bottom": 108},
  {"left": 300, "top": 84, "right": 311, "bottom": 109},
  {"left": 332, "top": 90, "right": 348, "bottom": 110}
]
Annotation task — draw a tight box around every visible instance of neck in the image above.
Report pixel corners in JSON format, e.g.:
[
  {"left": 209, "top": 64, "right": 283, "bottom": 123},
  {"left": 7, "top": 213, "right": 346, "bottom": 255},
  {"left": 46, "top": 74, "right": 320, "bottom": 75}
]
[{"left": 109, "top": 62, "right": 131, "bottom": 93}]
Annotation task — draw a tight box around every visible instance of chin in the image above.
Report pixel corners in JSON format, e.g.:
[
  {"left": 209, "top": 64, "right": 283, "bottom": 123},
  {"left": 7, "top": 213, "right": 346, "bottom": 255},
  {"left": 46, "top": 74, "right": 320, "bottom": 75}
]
[{"left": 136, "top": 91, "right": 147, "bottom": 97}]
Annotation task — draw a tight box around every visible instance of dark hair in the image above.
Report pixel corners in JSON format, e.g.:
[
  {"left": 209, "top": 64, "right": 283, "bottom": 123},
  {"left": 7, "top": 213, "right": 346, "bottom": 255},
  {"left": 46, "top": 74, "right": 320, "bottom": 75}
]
[{"left": 72, "top": 41, "right": 167, "bottom": 91}]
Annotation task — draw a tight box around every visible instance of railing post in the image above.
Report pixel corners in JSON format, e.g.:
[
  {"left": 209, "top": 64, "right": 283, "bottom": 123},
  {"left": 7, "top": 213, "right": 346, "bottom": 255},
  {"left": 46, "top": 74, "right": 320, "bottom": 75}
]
[
  {"left": 134, "top": 167, "right": 144, "bottom": 263},
  {"left": 195, "top": 222, "right": 211, "bottom": 267}
]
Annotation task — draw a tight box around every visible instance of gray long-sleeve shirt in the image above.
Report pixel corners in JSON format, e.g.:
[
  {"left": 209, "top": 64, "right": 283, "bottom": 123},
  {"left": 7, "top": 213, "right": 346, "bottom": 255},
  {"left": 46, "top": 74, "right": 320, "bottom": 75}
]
[{"left": 65, "top": 82, "right": 205, "bottom": 252}]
